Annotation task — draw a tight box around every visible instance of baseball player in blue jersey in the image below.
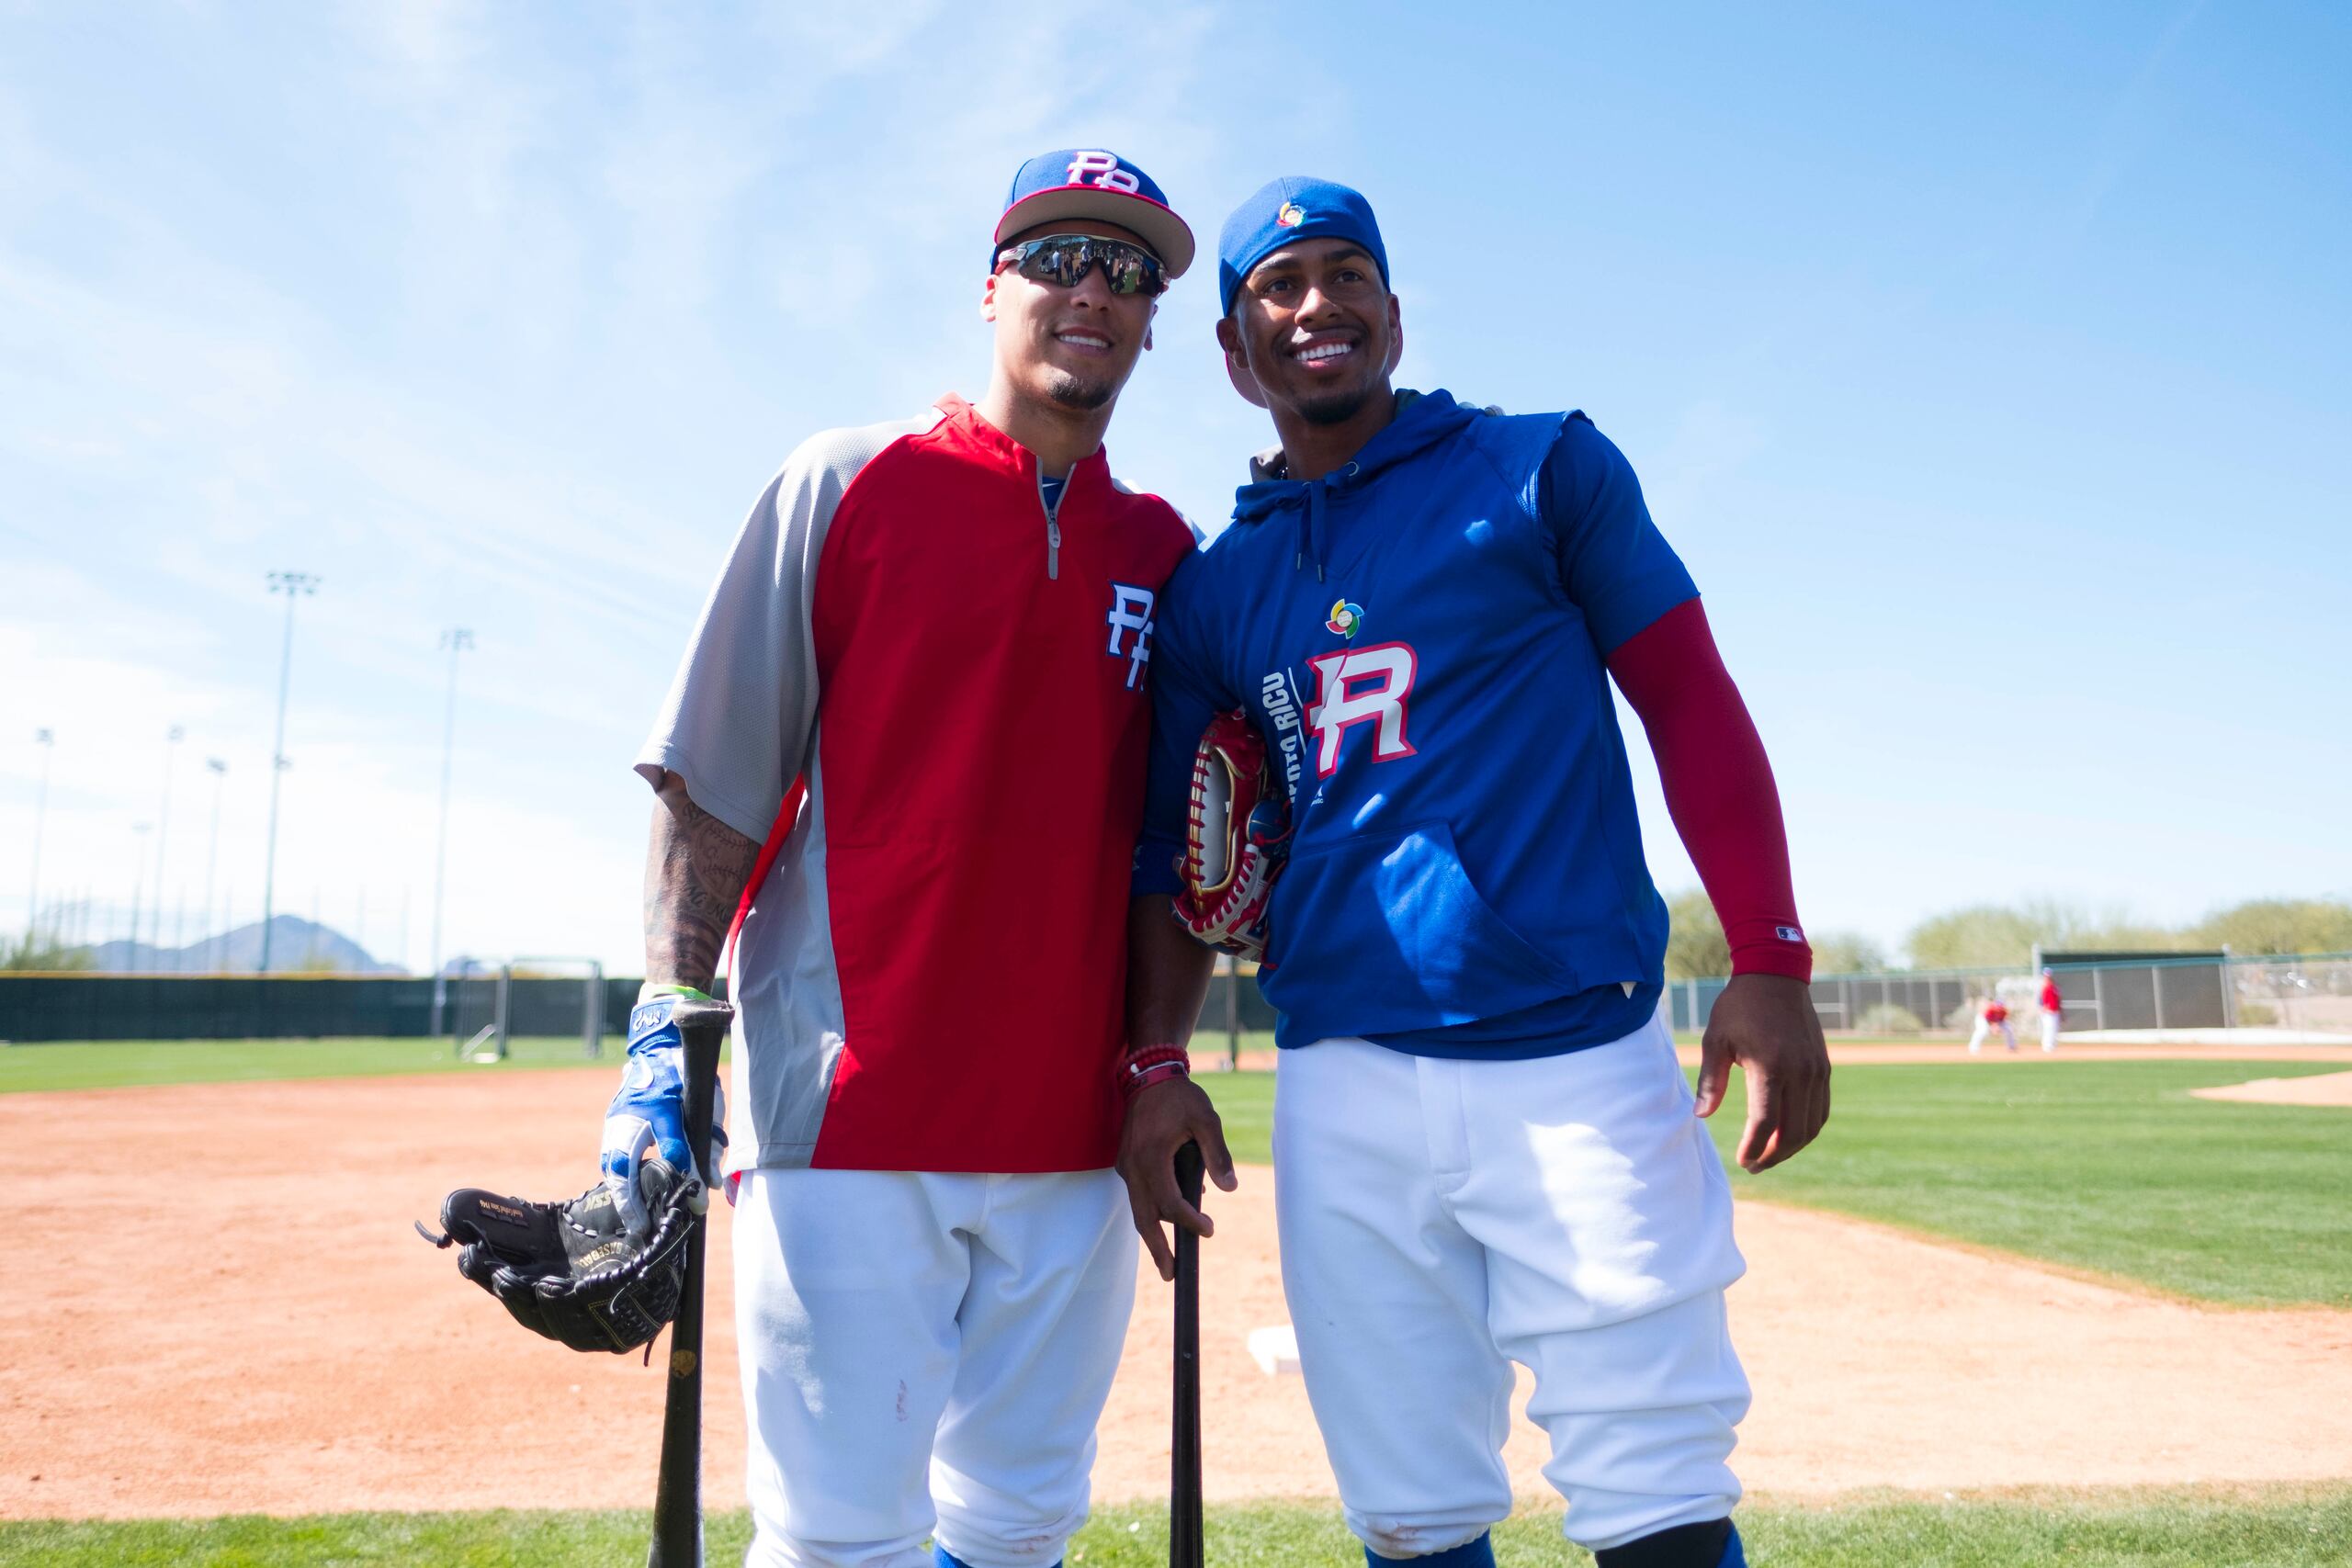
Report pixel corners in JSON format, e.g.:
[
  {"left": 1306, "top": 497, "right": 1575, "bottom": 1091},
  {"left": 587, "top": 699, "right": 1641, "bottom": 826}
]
[{"left": 1116, "top": 179, "right": 1832, "bottom": 1568}]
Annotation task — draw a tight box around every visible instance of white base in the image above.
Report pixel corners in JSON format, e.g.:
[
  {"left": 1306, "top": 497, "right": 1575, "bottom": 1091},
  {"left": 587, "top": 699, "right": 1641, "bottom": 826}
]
[{"left": 1247, "top": 1323, "right": 1300, "bottom": 1376}]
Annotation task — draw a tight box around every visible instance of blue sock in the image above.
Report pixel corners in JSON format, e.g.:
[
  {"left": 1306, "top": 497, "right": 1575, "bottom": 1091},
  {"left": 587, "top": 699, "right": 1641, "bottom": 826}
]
[
  {"left": 1365, "top": 1531, "right": 1496, "bottom": 1568},
  {"left": 1719, "top": 1524, "right": 1746, "bottom": 1568},
  {"left": 933, "top": 1551, "right": 1060, "bottom": 1568}
]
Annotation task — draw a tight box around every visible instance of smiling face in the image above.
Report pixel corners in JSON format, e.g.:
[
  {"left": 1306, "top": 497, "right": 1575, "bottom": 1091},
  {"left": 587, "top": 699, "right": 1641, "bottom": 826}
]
[
  {"left": 1218, "top": 237, "right": 1401, "bottom": 425},
  {"left": 981, "top": 220, "right": 1159, "bottom": 414}
]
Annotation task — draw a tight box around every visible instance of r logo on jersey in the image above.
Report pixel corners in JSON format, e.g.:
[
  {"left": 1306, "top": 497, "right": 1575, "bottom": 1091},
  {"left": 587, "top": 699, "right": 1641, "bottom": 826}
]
[
  {"left": 1306, "top": 641, "right": 1417, "bottom": 775},
  {"left": 1105, "top": 583, "right": 1155, "bottom": 690},
  {"left": 1066, "top": 151, "right": 1143, "bottom": 194}
]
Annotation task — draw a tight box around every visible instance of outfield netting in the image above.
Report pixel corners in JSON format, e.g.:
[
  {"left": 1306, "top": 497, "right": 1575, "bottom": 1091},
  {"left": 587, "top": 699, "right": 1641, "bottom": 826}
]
[{"left": 438, "top": 958, "right": 608, "bottom": 1061}]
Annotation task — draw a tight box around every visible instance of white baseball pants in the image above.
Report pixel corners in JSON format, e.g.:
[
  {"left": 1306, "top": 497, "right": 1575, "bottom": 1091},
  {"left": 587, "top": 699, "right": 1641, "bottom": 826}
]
[
  {"left": 1273, "top": 1019, "right": 1749, "bottom": 1556},
  {"left": 1967, "top": 1018, "right": 2018, "bottom": 1052},
  {"left": 2041, "top": 1011, "right": 2060, "bottom": 1051},
  {"left": 732, "top": 1168, "right": 1137, "bottom": 1568}
]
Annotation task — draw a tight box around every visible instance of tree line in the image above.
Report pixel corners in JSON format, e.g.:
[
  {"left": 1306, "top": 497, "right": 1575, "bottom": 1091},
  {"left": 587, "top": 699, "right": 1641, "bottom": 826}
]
[{"left": 1664, "top": 894, "right": 2352, "bottom": 981}]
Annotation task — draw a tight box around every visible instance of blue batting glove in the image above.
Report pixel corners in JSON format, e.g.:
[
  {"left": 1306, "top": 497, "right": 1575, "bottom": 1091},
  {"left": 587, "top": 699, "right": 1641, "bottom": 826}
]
[{"left": 601, "top": 986, "right": 729, "bottom": 1236}]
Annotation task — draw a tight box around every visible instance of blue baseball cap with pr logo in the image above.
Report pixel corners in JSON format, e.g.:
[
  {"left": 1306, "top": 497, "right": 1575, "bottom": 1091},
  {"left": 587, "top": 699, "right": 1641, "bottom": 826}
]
[{"left": 994, "top": 150, "right": 1195, "bottom": 278}]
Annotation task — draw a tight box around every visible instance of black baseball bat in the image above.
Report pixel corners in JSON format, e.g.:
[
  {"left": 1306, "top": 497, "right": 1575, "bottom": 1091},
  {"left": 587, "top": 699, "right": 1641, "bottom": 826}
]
[
  {"left": 1170, "top": 1139, "right": 1204, "bottom": 1568},
  {"left": 649, "top": 998, "right": 732, "bottom": 1568}
]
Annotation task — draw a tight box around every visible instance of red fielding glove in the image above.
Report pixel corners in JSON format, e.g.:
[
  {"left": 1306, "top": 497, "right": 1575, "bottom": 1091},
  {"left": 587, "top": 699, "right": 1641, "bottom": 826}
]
[{"left": 1173, "top": 710, "right": 1291, "bottom": 962}]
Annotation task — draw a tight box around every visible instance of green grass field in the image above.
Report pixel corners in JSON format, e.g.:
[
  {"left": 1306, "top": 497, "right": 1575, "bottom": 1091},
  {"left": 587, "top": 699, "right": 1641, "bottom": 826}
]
[
  {"left": 0, "top": 1030, "right": 1931, "bottom": 1096},
  {"left": 1688, "top": 1058, "right": 2352, "bottom": 1308},
  {"left": 5, "top": 1489, "right": 2346, "bottom": 1567},
  {"left": 1193, "top": 1058, "right": 2352, "bottom": 1307},
  {"left": 0, "top": 1035, "right": 644, "bottom": 1093}
]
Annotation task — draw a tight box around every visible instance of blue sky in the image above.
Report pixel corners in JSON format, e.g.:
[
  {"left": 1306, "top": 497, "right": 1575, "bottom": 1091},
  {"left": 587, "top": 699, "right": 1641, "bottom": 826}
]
[{"left": 3, "top": 1, "right": 2346, "bottom": 973}]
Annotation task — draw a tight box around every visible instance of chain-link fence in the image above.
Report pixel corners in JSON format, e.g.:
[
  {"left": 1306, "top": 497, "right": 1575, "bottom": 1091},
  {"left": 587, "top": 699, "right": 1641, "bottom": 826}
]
[
  {"left": 2230, "top": 951, "right": 2352, "bottom": 1033},
  {"left": 2, "top": 967, "right": 647, "bottom": 1045},
  {"left": 9, "top": 953, "right": 2347, "bottom": 1046},
  {"left": 1664, "top": 969, "right": 2015, "bottom": 1034},
  {"left": 1667, "top": 951, "right": 2352, "bottom": 1038}
]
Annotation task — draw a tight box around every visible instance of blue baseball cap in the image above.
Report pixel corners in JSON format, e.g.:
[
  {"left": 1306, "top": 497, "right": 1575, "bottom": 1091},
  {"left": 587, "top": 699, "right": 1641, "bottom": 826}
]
[
  {"left": 993, "top": 149, "right": 1194, "bottom": 278},
  {"left": 1218, "top": 176, "right": 1388, "bottom": 315}
]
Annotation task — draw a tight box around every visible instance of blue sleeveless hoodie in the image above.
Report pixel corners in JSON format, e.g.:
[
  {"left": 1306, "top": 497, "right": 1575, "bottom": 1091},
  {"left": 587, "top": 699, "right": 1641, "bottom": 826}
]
[{"left": 1137, "top": 389, "right": 1694, "bottom": 1054}]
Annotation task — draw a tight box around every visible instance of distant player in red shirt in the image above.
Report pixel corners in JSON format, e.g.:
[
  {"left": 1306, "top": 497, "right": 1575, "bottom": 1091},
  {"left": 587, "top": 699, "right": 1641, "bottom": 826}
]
[
  {"left": 1967, "top": 994, "right": 2018, "bottom": 1055},
  {"left": 2039, "top": 970, "right": 2064, "bottom": 1053},
  {"left": 616, "top": 150, "right": 1197, "bottom": 1568}
]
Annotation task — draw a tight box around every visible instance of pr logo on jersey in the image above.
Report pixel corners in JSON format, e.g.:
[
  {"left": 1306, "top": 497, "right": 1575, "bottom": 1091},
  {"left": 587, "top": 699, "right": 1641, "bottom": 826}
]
[
  {"left": 1066, "top": 151, "right": 1143, "bottom": 195},
  {"left": 1275, "top": 200, "right": 1306, "bottom": 228},
  {"left": 1306, "top": 641, "right": 1418, "bottom": 776},
  {"left": 1105, "top": 582, "right": 1156, "bottom": 690},
  {"left": 1323, "top": 599, "right": 1364, "bottom": 638}
]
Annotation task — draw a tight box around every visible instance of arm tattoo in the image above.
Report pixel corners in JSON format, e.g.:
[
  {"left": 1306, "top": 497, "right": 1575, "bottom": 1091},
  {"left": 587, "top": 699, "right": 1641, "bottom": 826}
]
[{"left": 643, "top": 774, "right": 758, "bottom": 992}]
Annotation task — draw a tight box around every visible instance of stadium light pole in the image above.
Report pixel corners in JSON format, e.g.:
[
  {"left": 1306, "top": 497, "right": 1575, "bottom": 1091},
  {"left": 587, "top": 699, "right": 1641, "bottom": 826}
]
[
  {"left": 23, "top": 728, "right": 52, "bottom": 947},
  {"left": 152, "top": 724, "right": 184, "bottom": 958},
  {"left": 127, "top": 820, "right": 152, "bottom": 970},
  {"left": 258, "top": 571, "right": 319, "bottom": 974},
  {"left": 202, "top": 758, "right": 227, "bottom": 971},
  {"left": 428, "top": 627, "right": 473, "bottom": 1032}
]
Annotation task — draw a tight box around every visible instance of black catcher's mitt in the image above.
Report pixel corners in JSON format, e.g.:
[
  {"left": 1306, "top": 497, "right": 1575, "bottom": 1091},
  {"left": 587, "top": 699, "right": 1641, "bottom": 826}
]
[{"left": 417, "top": 1163, "right": 696, "bottom": 1354}]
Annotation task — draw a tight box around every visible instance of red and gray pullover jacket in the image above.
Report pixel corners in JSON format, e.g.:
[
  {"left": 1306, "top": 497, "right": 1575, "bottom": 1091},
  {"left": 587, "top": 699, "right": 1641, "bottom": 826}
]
[{"left": 637, "top": 396, "right": 1194, "bottom": 1172}]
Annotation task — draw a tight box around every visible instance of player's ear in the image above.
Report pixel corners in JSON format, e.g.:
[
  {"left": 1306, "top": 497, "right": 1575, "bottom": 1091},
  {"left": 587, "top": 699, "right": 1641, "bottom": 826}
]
[
  {"left": 981, "top": 271, "right": 1001, "bottom": 323},
  {"left": 1216, "top": 312, "right": 1269, "bottom": 409},
  {"left": 1145, "top": 301, "right": 1157, "bottom": 353},
  {"left": 1383, "top": 294, "right": 1404, "bottom": 378}
]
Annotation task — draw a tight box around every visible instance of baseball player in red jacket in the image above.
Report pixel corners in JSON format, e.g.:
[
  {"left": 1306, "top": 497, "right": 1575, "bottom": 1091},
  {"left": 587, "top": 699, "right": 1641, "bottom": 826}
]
[
  {"left": 619, "top": 150, "right": 1197, "bottom": 1568},
  {"left": 1968, "top": 995, "right": 2018, "bottom": 1054}
]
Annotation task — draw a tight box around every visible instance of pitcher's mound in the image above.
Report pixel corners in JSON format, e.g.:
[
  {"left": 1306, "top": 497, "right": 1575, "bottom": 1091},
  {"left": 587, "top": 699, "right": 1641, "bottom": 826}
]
[{"left": 2192, "top": 1069, "right": 2352, "bottom": 1108}]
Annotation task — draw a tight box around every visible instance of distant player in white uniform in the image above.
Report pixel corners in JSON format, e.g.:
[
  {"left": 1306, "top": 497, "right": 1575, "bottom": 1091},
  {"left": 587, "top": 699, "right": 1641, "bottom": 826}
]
[
  {"left": 1967, "top": 994, "right": 2018, "bottom": 1054},
  {"left": 1120, "top": 179, "right": 1830, "bottom": 1568},
  {"left": 611, "top": 150, "right": 1197, "bottom": 1568}
]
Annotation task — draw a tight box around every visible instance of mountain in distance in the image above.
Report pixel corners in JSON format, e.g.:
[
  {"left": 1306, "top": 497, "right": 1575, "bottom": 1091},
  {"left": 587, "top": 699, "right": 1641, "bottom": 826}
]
[{"left": 84, "top": 915, "right": 404, "bottom": 976}]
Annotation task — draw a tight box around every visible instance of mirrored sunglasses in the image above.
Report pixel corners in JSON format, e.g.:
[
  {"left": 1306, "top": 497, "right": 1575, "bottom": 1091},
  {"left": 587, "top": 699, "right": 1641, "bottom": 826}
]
[{"left": 996, "top": 233, "right": 1169, "bottom": 298}]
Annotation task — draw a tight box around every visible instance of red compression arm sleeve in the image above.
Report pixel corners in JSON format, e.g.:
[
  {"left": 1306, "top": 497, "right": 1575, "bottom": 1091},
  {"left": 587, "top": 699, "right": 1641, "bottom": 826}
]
[{"left": 1607, "top": 599, "right": 1813, "bottom": 981}]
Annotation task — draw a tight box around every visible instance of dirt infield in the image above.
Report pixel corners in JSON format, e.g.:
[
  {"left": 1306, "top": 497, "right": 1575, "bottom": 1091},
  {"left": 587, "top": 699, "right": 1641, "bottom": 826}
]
[
  {"left": 1200, "top": 1040, "right": 2352, "bottom": 1074},
  {"left": 2190, "top": 1068, "right": 2352, "bottom": 1108},
  {"left": 6, "top": 1066, "right": 2350, "bottom": 1521}
]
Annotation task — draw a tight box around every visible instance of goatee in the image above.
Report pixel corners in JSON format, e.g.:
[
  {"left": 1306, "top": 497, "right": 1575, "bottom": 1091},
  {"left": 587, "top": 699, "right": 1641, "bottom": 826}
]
[
  {"left": 1045, "top": 371, "right": 1114, "bottom": 412},
  {"left": 1298, "top": 388, "right": 1371, "bottom": 426}
]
